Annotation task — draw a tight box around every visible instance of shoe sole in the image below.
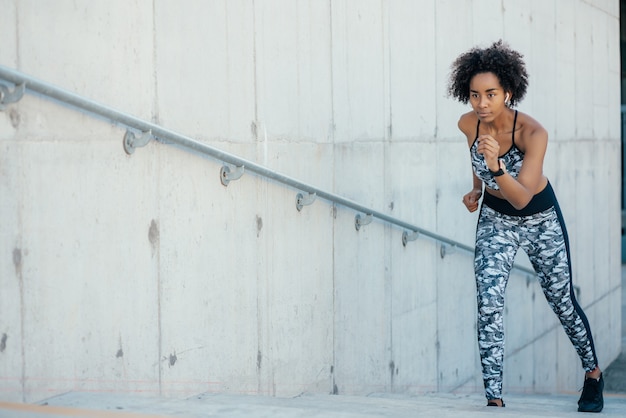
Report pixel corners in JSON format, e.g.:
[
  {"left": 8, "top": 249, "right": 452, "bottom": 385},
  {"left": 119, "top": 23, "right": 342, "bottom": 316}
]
[{"left": 577, "top": 404, "right": 603, "bottom": 413}]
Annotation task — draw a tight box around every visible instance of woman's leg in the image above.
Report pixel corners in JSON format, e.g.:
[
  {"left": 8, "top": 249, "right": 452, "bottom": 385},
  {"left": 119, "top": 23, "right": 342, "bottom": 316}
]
[
  {"left": 474, "top": 206, "right": 519, "bottom": 400},
  {"left": 520, "top": 207, "right": 598, "bottom": 372}
]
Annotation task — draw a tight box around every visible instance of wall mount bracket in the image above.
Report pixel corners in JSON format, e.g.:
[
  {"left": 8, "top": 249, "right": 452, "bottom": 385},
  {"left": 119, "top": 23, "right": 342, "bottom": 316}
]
[
  {"left": 0, "top": 82, "right": 25, "bottom": 110},
  {"left": 402, "top": 230, "right": 419, "bottom": 247},
  {"left": 440, "top": 243, "right": 457, "bottom": 258},
  {"left": 296, "top": 192, "right": 317, "bottom": 211},
  {"left": 123, "top": 129, "right": 153, "bottom": 155},
  {"left": 220, "top": 164, "right": 245, "bottom": 186},
  {"left": 355, "top": 213, "right": 373, "bottom": 231}
]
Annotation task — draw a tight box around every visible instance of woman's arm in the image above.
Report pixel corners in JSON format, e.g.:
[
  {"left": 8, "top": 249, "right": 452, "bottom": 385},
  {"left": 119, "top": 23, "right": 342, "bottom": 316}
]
[
  {"left": 459, "top": 113, "right": 484, "bottom": 212},
  {"left": 478, "top": 120, "right": 547, "bottom": 209},
  {"left": 463, "top": 172, "right": 483, "bottom": 212}
]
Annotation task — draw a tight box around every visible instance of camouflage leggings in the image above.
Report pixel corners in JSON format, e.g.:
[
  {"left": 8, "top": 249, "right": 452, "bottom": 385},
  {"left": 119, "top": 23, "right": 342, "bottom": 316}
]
[{"left": 475, "top": 197, "right": 598, "bottom": 400}]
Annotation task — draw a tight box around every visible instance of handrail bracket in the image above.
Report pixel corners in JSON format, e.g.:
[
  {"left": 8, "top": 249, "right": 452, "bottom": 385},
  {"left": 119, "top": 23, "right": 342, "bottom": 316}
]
[
  {"left": 296, "top": 192, "right": 317, "bottom": 211},
  {"left": 220, "top": 164, "right": 245, "bottom": 186},
  {"left": 124, "top": 129, "right": 153, "bottom": 155},
  {"left": 440, "top": 243, "right": 457, "bottom": 258},
  {"left": 355, "top": 213, "right": 373, "bottom": 231},
  {"left": 402, "top": 230, "right": 420, "bottom": 247},
  {"left": 0, "top": 82, "right": 25, "bottom": 110}
]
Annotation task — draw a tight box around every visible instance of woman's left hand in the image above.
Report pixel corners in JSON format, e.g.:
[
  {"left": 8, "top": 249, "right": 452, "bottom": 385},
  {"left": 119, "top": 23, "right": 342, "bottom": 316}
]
[{"left": 476, "top": 134, "right": 500, "bottom": 172}]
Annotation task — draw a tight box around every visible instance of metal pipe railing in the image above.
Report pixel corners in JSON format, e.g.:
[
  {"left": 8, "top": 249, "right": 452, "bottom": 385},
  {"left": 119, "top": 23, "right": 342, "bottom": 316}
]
[{"left": 0, "top": 64, "right": 536, "bottom": 277}]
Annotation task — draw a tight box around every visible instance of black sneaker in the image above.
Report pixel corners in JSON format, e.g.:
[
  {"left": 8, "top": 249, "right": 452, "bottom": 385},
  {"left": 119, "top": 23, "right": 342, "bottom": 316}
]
[{"left": 578, "top": 373, "right": 604, "bottom": 413}]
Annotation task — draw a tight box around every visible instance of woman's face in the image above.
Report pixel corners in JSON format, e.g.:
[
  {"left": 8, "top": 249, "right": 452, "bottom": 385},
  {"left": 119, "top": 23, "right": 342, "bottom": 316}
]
[{"left": 469, "top": 72, "right": 508, "bottom": 122}]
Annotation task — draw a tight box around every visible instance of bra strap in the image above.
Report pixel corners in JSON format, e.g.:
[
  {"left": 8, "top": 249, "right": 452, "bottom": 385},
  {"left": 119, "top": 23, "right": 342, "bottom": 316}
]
[{"left": 511, "top": 110, "right": 518, "bottom": 145}]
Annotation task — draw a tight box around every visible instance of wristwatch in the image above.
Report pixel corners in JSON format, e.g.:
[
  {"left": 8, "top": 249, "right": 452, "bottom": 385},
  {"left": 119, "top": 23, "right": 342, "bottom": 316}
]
[{"left": 490, "top": 159, "right": 506, "bottom": 177}]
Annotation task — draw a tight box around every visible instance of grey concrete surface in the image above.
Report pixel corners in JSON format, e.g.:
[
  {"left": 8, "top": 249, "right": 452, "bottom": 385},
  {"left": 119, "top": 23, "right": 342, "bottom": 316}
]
[
  {"left": 0, "top": 266, "right": 623, "bottom": 418},
  {"left": 604, "top": 264, "right": 626, "bottom": 393},
  {"left": 1, "top": 0, "right": 622, "bottom": 403},
  {"left": 1, "top": 391, "right": 626, "bottom": 418},
  {"left": 605, "top": 351, "right": 626, "bottom": 393}
]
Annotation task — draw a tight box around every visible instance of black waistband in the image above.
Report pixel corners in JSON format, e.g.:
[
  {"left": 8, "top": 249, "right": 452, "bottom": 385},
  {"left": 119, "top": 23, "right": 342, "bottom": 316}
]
[{"left": 482, "top": 182, "right": 556, "bottom": 216}]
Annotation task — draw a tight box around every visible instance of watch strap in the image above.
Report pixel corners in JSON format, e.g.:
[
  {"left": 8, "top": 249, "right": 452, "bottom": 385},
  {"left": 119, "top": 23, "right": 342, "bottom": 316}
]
[
  {"left": 490, "top": 160, "right": 505, "bottom": 177},
  {"left": 490, "top": 167, "right": 505, "bottom": 177}
]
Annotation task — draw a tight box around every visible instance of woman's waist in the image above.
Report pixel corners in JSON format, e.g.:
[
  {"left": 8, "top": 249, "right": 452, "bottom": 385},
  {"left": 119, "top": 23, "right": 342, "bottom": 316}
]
[
  {"left": 483, "top": 179, "right": 556, "bottom": 217},
  {"left": 483, "top": 176, "right": 548, "bottom": 200}
]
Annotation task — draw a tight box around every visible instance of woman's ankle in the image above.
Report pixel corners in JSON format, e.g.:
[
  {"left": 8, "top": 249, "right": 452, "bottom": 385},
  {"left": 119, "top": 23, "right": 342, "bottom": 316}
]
[{"left": 586, "top": 367, "right": 602, "bottom": 380}]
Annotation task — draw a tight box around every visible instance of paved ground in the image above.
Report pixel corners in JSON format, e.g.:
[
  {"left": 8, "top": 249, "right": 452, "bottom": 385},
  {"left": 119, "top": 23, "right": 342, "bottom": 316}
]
[
  {"left": 1, "top": 267, "right": 624, "bottom": 418},
  {"left": 1, "top": 391, "right": 626, "bottom": 418}
]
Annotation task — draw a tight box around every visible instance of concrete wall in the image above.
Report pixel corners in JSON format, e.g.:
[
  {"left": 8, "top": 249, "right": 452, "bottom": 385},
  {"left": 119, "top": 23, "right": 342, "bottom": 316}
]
[{"left": 0, "top": 0, "right": 621, "bottom": 403}]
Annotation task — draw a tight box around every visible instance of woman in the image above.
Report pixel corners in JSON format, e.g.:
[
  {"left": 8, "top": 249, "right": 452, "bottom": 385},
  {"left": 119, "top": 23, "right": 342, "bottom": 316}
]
[{"left": 447, "top": 40, "right": 603, "bottom": 412}]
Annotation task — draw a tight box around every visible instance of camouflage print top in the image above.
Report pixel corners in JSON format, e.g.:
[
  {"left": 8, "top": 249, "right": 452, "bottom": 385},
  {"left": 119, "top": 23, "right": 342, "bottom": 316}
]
[{"left": 470, "top": 110, "right": 524, "bottom": 191}]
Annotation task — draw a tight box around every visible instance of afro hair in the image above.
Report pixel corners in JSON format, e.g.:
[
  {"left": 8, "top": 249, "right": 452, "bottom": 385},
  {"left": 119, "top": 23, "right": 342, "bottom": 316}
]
[{"left": 447, "top": 40, "right": 528, "bottom": 108}]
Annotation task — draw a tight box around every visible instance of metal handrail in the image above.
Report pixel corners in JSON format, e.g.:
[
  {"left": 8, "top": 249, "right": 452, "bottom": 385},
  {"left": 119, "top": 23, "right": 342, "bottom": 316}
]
[{"left": 0, "top": 64, "right": 536, "bottom": 277}]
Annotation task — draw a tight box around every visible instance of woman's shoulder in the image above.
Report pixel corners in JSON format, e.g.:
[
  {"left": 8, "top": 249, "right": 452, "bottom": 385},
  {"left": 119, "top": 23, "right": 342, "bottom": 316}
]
[
  {"left": 458, "top": 111, "right": 479, "bottom": 144},
  {"left": 516, "top": 111, "right": 547, "bottom": 141},
  {"left": 458, "top": 111, "right": 478, "bottom": 128},
  {"left": 515, "top": 111, "right": 548, "bottom": 152}
]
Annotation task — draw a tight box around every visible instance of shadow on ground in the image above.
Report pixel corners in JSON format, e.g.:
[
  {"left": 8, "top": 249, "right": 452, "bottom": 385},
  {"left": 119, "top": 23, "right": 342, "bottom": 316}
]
[
  {"left": 605, "top": 350, "right": 626, "bottom": 393},
  {"left": 604, "top": 263, "right": 626, "bottom": 393}
]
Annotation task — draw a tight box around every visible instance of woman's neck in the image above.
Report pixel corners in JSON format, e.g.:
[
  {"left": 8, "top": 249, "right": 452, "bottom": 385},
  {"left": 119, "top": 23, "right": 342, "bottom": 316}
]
[{"left": 482, "top": 109, "right": 515, "bottom": 135}]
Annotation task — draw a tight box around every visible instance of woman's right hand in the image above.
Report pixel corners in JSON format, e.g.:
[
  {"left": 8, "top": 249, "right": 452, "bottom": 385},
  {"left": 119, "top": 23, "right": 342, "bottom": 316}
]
[{"left": 463, "top": 188, "right": 482, "bottom": 212}]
